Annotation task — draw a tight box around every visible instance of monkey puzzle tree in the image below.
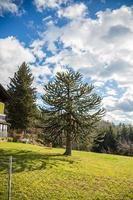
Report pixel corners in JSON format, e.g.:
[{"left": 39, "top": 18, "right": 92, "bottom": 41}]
[{"left": 41, "top": 70, "right": 105, "bottom": 155}]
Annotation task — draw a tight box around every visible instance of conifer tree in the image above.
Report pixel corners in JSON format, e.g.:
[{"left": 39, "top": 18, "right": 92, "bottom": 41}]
[
  {"left": 128, "top": 125, "right": 133, "bottom": 142},
  {"left": 41, "top": 70, "right": 105, "bottom": 155},
  {"left": 7, "top": 62, "right": 37, "bottom": 132},
  {"left": 92, "top": 130, "right": 105, "bottom": 152},
  {"left": 92, "top": 125, "right": 117, "bottom": 153}
]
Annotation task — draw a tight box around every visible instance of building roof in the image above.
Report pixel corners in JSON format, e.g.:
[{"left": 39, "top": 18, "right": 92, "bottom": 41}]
[{"left": 0, "top": 84, "right": 10, "bottom": 102}]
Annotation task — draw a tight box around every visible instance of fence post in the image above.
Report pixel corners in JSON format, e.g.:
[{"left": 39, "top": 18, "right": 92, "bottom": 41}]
[{"left": 8, "top": 156, "right": 12, "bottom": 200}]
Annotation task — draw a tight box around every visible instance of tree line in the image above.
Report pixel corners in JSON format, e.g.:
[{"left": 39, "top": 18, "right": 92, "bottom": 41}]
[
  {"left": 92, "top": 121, "right": 133, "bottom": 156},
  {"left": 7, "top": 62, "right": 133, "bottom": 156}
]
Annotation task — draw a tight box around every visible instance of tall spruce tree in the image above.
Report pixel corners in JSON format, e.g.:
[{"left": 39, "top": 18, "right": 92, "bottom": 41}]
[
  {"left": 7, "top": 62, "right": 36, "bottom": 132},
  {"left": 41, "top": 70, "right": 105, "bottom": 155}
]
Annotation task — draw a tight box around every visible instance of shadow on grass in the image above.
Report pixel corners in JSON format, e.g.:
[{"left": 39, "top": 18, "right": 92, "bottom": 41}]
[{"left": 0, "top": 148, "right": 74, "bottom": 173}]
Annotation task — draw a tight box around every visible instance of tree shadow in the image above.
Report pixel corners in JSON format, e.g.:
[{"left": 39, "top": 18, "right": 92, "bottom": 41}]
[{"left": 0, "top": 148, "right": 74, "bottom": 173}]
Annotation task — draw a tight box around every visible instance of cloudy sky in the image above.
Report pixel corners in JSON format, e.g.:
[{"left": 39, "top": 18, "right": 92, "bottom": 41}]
[{"left": 0, "top": 0, "right": 133, "bottom": 124}]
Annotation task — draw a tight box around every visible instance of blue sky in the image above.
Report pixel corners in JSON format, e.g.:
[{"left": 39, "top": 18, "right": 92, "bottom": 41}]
[{"left": 0, "top": 0, "right": 133, "bottom": 123}]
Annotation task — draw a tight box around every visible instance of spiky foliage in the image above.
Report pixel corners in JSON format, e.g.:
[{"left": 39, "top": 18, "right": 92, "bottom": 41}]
[
  {"left": 7, "top": 62, "right": 37, "bottom": 131},
  {"left": 41, "top": 70, "right": 105, "bottom": 155}
]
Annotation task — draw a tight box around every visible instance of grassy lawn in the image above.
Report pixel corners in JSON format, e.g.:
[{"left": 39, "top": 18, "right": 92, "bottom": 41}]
[{"left": 0, "top": 142, "right": 133, "bottom": 200}]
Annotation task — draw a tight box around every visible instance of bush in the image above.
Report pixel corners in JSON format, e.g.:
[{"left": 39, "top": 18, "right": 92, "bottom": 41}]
[
  {"left": 0, "top": 137, "right": 7, "bottom": 142},
  {"left": 7, "top": 137, "right": 13, "bottom": 142}
]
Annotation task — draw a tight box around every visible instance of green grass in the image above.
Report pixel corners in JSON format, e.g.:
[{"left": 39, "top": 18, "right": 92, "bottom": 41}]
[{"left": 0, "top": 142, "right": 133, "bottom": 200}]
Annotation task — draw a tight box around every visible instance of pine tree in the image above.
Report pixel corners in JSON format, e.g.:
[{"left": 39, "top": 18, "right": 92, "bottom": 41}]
[
  {"left": 103, "top": 126, "right": 117, "bottom": 153},
  {"left": 92, "top": 125, "right": 117, "bottom": 153},
  {"left": 92, "top": 130, "right": 105, "bottom": 153},
  {"left": 128, "top": 125, "right": 133, "bottom": 142},
  {"left": 41, "top": 70, "right": 105, "bottom": 155},
  {"left": 7, "top": 62, "right": 37, "bottom": 132},
  {"left": 121, "top": 124, "right": 128, "bottom": 142}
]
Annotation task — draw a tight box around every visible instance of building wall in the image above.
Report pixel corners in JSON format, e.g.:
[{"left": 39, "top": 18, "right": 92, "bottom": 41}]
[
  {"left": 0, "top": 102, "right": 5, "bottom": 114},
  {"left": 0, "top": 126, "right": 8, "bottom": 137},
  {"left": 0, "top": 85, "right": 9, "bottom": 138},
  {"left": 0, "top": 102, "right": 8, "bottom": 137}
]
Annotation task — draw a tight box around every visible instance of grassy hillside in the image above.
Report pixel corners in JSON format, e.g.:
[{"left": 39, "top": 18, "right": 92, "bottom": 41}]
[{"left": 0, "top": 142, "right": 133, "bottom": 200}]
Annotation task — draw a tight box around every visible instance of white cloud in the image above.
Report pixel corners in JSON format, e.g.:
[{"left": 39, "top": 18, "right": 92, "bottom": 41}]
[
  {"left": 102, "top": 89, "right": 133, "bottom": 123},
  {"left": 94, "top": 81, "right": 104, "bottom": 87},
  {"left": 0, "top": 0, "right": 20, "bottom": 16},
  {"left": 102, "top": 96, "right": 118, "bottom": 110},
  {"left": 30, "top": 64, "right": 52, "bottom": 97},
  {"left": 46, "top": 49, "right": 99, "bottom": 69},
  {"left": 117, "top": 90, "right": 133, "bottom": 112},
  {"left": 106, "top": 87, "right": 117, "bottom": 96},
  {"left": 31, "top": 64, "right": 52, "bottom": 81},
  {"left": 103, "top": 109, "right": 133, "bottom": 124},
  {"left": 34, "top": 0, "right": 67, "bottom": 12},
  {"left": 35, "top": 5, "right": 133, "bottom": 123},
  {"left": 58, "top": 3, "right": 87, "bottom": 19},
  {"left": 102, "top": 95, "right": 131, "bottom": 123},
  {"left": 41, "top": 6, "right": 133, "bottom": 86},
  {"left": 0, "top": 36, "right": 35, "bottom": 86},
  {"left": 30, "top": 39, "right": 46, "bottom": 61}
]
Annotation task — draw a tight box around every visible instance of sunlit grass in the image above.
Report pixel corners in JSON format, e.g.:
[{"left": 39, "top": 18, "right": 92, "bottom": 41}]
[{"left": 0, "top": 142, "right": 133, "bottom": 200}]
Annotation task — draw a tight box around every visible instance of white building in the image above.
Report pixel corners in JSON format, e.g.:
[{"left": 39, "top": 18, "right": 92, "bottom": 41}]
[{"left": 0, "top": 84, "right": 10, "bottom": 137}]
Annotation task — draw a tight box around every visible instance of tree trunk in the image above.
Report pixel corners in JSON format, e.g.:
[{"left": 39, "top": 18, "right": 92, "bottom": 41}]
[{"left": 64, "top": 133, "right": 72, "bottom": 156}]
